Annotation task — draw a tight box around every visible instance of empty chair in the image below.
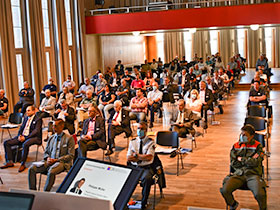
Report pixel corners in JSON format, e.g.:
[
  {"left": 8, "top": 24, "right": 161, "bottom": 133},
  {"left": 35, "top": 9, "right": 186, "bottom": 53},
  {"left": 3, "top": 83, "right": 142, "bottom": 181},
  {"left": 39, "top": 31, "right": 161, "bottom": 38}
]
[
  {"left": 247, "top": 105, "right": 267, "bottom": 118},
  {"left": 1, "top": 113, "right": 23, "bottom": 142},
  {"left": 244, "top": 116, "right": 267, "bottom": 135},
  {"left": 156, "top": 131, "right": 184, "bottom": 176}
]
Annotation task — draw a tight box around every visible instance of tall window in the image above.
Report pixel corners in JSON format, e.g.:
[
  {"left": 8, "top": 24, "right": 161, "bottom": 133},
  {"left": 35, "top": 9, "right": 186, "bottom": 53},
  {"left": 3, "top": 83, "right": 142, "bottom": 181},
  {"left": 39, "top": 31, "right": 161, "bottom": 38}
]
[
  {"left": 237, "top": 29, "right": 246, "bottom": 58},
  {"left": 64, "top": 0, "right": 73, "bottom": 77},
  {"left": 209, "top": 30, "right": 218, "bottom": 55},
  {"left": 265, "top": 28, "right": 273, "bottom": 63},
  {"left": 156, "top": 33, "right": 165, "bottom": 63},
  {"left": 42, "top": 0, "right": 52, "bottom": 79},
  {"left": 183, "top": 31, "right": 192, "bottom": 62},
  {"left": 11, "top": 0, "right": 24, "bottom": 89}
]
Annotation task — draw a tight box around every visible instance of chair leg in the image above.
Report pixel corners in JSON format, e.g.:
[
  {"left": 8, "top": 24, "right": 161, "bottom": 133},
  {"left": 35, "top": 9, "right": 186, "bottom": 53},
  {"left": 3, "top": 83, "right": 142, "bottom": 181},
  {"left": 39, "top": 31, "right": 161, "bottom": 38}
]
[
  {"left": 15, "top": 146, "right": 19, "bottom": 163},
  {"left": 38, "top": 173, "right": 42, "bottom": 191},
  {"left": 177, "top": 153, "right": 179, "bottom": 176},
  {"left": 180, "top": 153, "right": 184, "bottom": 169},
  {"left": 102, "top": 150, "right": 105, "bottom": 161},
  {"left": 0, "top": 176, "right": 3, "bottom": 184},
  {"left": 35, "top": 145, "right": 39, "bottom": 161},
  {"left": 153, "top": 179, "right": 156, "bottom": 210},
  {"left": 1, "top": 129, "right": 4, "bottom": 143},
  {"left": 7, "top": 129, "right": 12, "bottom": 139}
]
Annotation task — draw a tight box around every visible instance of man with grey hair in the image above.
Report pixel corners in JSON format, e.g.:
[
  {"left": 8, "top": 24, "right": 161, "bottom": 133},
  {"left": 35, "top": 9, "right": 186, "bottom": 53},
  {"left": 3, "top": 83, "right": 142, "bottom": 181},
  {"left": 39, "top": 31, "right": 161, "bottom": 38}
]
[
  {"left": 0, "top": 89, "right": 8, "bottom": 116},
  {"left": 95, "top": 73, "right": 107, "bottom": 95},
  {"left": 106, "top": 100, "right": 132, "bottom": 155},
  {"left": 38, "top": 89, "right": 56, "bottom": 119}
]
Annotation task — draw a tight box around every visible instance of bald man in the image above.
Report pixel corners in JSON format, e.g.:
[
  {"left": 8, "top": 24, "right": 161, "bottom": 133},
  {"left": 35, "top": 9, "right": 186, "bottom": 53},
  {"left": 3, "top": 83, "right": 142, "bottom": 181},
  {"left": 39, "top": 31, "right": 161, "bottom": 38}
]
[
  {"left": 106, "top": 100, "right": 132, "bottom": 155},
  {"left": 0, "top": 89, "right": 8, "bottom": 116},
  {"left": 14, "top": 81, "right": 35, "bottom": 114}
]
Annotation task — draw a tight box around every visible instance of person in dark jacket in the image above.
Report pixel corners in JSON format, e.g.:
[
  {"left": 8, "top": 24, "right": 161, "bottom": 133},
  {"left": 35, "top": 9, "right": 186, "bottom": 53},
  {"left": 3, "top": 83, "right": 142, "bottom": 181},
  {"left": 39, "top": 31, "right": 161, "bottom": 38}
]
[
  {"left": 77, "top": 105, "right": 106, "bottom": 158},
  {"left": 14, "top": 81, "right": 35, "bottom": 114},
  {"left": 220, "top": 125, "right": 267, "bottom": 210},
  {"left": 1, "top": 105, "right": 42, "bottom": 172}
]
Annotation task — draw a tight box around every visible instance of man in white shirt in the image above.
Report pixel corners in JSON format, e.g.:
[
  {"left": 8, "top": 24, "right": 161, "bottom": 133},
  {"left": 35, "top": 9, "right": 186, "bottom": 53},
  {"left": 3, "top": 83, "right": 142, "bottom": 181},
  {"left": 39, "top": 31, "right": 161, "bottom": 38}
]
[
  {"left": 38, "top": 89, "right": 56, "bottom": 119},
  {"left": 127, "top": 122, "right": 155, "bottom": 210},
  {"left": 62, "top": 75, "right": 76, "bottom": 94},
  {"left": 147, "top": 82, "right": 163, "bottom": 128},
  {"left": 78, "top": 78, "right": 94, "bottom": 98}
]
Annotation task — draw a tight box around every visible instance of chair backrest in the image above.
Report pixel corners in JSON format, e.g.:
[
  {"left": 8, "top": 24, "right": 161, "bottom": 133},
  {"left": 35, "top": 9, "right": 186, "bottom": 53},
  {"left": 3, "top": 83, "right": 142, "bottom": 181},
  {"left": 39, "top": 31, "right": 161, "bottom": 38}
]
[
  {"left": 9, "top": 113, "right": 23, "bottom": 124},
  {"left": 156, "top": 131, "right": 179, "bottom": 148},
  {"left": 254, "top": 133, "right": 265, "bottom": 147},
  {"left": 247, "top": 105, "right": 266, "bottom": 118},
  {"left": 244, "top": 116, "right": 266, "bottom": 131}
]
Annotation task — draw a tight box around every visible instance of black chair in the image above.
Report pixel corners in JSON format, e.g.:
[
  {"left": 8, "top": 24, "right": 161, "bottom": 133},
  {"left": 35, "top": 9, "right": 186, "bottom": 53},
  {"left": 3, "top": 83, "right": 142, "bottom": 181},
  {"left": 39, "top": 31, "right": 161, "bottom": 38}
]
[
  {"left": 247, "top": 105, "right": 267, "bottom": 118},
  {"left": 1, "top": 113, "right": 23, "bottom": 143},
  {"left": 156, "top": 131, "right": 184, "bottom": 176},
  {"left": 244, "top": 116, "right": 268, "bottom": 136}
]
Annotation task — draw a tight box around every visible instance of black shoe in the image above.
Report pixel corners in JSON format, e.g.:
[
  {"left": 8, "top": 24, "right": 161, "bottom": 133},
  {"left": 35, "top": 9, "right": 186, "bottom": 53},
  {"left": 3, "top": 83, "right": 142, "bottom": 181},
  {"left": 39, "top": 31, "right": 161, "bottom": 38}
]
[
  {"left": 218, "top": 105, "right": 224, "bottom": 114},
  {"left": 229, "top": 201, "right": 239, "bottom": 210},
  {"left": 76, "top": 130, "right": 82, "bottom": 136},
  {"left": 105, "top": 150, "right": 113, "bottom": 156},
  {"left": 149, "top": 123, "right": 153, "bottom": 128}
]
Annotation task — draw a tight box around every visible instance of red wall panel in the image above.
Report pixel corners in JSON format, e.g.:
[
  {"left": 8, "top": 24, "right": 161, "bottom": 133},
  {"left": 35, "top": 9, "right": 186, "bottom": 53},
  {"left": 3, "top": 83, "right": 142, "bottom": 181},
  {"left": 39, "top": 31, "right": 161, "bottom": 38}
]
[{"left": 86, "top": 3, "right": 280, "bottom": 34}]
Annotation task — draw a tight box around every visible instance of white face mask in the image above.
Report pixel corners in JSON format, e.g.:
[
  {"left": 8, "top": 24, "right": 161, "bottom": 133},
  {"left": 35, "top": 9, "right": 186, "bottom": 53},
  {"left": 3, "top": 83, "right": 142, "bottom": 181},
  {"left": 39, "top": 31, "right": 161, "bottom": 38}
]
[{"left": 191, "top": 94, "right": 197, "bottom": 99}]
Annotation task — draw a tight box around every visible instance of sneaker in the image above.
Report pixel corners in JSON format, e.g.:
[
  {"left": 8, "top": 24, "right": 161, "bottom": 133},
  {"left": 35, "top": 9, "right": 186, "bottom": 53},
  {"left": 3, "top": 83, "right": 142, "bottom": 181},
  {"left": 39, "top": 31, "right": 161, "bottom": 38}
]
[{"left": 230, "top": 201, "right": 239, "bottom": 210}]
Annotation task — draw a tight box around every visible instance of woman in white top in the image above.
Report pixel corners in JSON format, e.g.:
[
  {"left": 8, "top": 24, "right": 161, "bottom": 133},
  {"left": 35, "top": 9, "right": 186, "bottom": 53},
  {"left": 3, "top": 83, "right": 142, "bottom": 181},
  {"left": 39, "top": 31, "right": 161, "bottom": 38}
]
[
  {"left": 58, "top": 86, "right": 75, "bottom": 108},
  {"left": 184, "top": 89, "right": 202, "bottom": 118}
]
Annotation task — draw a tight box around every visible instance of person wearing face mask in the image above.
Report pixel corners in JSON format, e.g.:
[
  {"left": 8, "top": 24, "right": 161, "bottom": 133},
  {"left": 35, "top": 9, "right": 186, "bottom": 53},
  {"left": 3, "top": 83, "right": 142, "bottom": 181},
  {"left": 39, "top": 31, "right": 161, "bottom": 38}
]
[
  {"left": 220, "top": 125, "right": 267, "bottom": 210},
  {"left": 147, "top": 82, "right": 163, "bottom": 128},
  {"left": 185, "top": 89, "right": 202, "bottom": 118},
  {"left": 62, "top": 75, "right": 76, "bottom": 94},
  {"left": 127, "top": 122, "right": 155, "bottom": 210}
]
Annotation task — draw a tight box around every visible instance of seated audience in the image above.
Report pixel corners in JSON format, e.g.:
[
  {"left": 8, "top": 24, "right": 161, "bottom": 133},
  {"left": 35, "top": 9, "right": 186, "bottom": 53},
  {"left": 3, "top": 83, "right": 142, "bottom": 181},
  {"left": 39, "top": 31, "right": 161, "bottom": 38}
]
[
  {"left": 14, "top": 81, "right": 35, "bottom": 114},
  {"left": 28, "top": 119, "right": 75, "bottom": 191},
  {"left": 78, "top": 78, "right": 94, "bottom": 98},
  {"left": 54, "top": 99, "right": 76, "bottom": 135},
  {"left": 129, "top": 89, "right": 148, "bottom": 122},
  {"left": 116, "top": 79, "right": 130, "bottom": 106},
  {"left": 198, "top": 58, "right": 208, "bottom": 74},
  {"left": 258, "top": 69, "right": 268, "bottom": 83},
  {"left": 37, "top": 89, "right": 56, "bottom": 119},
  {"left": 95, "top": 73, "right": 107, "bottom": 96},
  {"left": 150, "top": 58, "right": 158, "bottom": 71},
  {"left": 127, "top": 122, "right": 155, "bottom": 210},
  {"left": 104, "top": 67, "right": 112, "bottom": 82},
  {"left": 170, "top": 99, "right": 195, "bottom": 138},
  {"left": 57, "top": 86, "right": 75, "bottom": 108},
  {"left": 0, "top": 89, "right": 8, "bottom": 116},
  {"left": 256, "top": 54, "right": 268, "bottom": 71},
  {"left": 178, "top": 69, "right": 189, "bottom": 94},
  {"left": 98, "top": 84, "right": 116, "bottom": 120},
  {"left": 199, "top": 81, "right": 214, "bottom": 128},
  {"left": 1, "top": 105, "right": 42, "bottom": 172},
  {"left": 144, "top": 72, "right": 155, "bottom": 91},
  {"left": 90, "top": 69, "right": 101, "bottom": 87},
  {"left": 77, "top": 90, "right": 96, "bottom": 134},
  {"left": 78, "top": 106, "right": 107, "bottom": 158},
  {"left": 106, "top": 100, "right": 132, "bottom": 155},
  {"left": 212, "top": 71, "right": 226, "bottom": 100},
  {"left": 249, "top": 81, "right": 267, "bottom": 106},
  {"left": 228, "top": 57, "right": 238, "bottom": 77},
  {"left": 220, "top": 125, "right": 266, "bottom": 210},
  {"left": 62, "top": 75, "right": 76, "bottom": 94},
  {"left": 160, "top": 77, "right": 175, "bottom": 128},
  {"left": 147, "top": 82, "right": 163, "bottom": 128},
  {"left": 131, "top": 73, "right": 146, "bottom": 92},
  {"left": 215, "top": 57, "right": 225, "bottom": 71},
  {"left": 218, "top": 68, "right": 232, "bottom": 90},
  {"left": 185, "top": 89, "right": 202, "bottom": 118},
  {"left": 193, "top": 64, "right": 202, "bottom": 82},
  {"left": 115, "top": 60, "right": 124, "bottom": 77},
  {"left": 160, "top": 69, "right": 171, "bottom": 85},
  {"left": 109, "top": 72, "right": 120, "bottom": 92},
  {"left": 122, "top": 69, "right": 135, "bottom": 86},
  {"left": 141, "top": 60, "right": 151, "bottom": 78},
  {"left": 40, "top": 78, "right": 57, "bottom": 102}
]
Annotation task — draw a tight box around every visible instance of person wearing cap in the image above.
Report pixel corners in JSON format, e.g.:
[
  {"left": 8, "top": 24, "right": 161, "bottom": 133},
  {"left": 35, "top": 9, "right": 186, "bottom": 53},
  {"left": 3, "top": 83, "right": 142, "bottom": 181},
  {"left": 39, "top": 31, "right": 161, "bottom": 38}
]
[{"left": 220, "top": 125, "right": 267, "bottom": 210}]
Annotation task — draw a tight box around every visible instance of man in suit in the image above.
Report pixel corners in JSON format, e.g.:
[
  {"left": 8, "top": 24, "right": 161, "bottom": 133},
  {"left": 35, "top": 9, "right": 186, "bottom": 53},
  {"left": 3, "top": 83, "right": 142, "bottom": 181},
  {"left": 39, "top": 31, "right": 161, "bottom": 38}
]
[
  {"left": 78, "top": 105, "right": 107, "bottom": 158},
  {"left": 199, "top": 81, "right": 214, "bottom": 128},
  {"left": 70, "top": 178, "right": 85, "bottom": 195},
  {"left": 14, "top": 81, "right": 35, "bottom": 114},
  {"left": 28, "top": 119, "right": 75, "bottom": 191},
  {"left": 170, "top": 99, "right": 195, "bottom": 138},
  {"left": 37, "top": 89, "right": 56, "bottom": 119},
  {"left": 106, "top": 100, "right": 132, "bottom": 155},
  {"left": 1, "top": 105, "right": 42, "bottom": 172}
]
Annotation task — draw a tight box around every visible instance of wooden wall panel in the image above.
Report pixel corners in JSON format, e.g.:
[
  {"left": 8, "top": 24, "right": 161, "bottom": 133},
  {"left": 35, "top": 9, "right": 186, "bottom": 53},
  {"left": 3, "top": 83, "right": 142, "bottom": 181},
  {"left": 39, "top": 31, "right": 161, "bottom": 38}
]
[{"left": 101, "top": 35, "right": 144, "bottom": 68}]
